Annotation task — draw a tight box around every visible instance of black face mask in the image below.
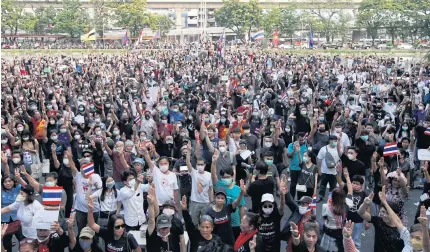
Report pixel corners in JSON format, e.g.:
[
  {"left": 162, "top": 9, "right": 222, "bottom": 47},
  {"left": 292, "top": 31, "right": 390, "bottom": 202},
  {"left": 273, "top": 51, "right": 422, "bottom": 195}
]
[
  {"left": 318, "top": 128, "right": 325, "bottom": 133},
  {"left": 145, "top": 115, "right": 150, "bottom": 120}
]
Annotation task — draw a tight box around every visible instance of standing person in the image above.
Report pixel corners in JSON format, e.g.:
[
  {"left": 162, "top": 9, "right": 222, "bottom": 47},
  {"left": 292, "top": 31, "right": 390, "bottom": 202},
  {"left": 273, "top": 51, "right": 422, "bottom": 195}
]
[
  {"left": 246, "top": 161, "right": 275, "bottom": 213},
  {"left": 89, "top": 176, "right": 120, "bottom": 227},
  {"left": 296, "top": 151, "right": 318, "bottom": 199},
  {"left": 86, "top": 198, "right": 141, "bottom": 252},
  {"left": 234, "top": 212, "right": 264, "bottom": 252},
  {"left": 290, "top": 221, "right": 323, "bottom": 252},
  {"left": 385, "top": 169, "right": 409, "bottom": 226},
  {"left": 317, "top": 135, "right": 341, "bottom": 202},
  {"left": 1, "top": 185, "right": 42, "bottom": 239},
  {"left": 287, "top": 132, "right": 309, "bottom": 199},
  {"left": 180, "top": 196, "right": 232, "bottom": 252},
  {"left": 185, "top": 147, "right": 213, "bottom": 226},
  {"left": 211, "top": 151, "right": 245, "bottom": 239}
]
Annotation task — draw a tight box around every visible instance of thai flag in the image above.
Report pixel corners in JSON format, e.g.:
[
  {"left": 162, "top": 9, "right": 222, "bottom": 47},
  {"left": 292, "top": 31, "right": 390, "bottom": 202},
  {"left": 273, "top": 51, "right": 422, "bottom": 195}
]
[
  {"left": 152, "top": 30, "right": 160, "bottom": 41},
  {"left": 42, "top": 186, "right": 63, "bottom": 205},
  {"left": 121, "top": 31, "right": 129, "bottom": 46},
  {"left": 135, "top": 29, "right": 144, "bottom": 47},
  {"left": 199, "top": 30, "right": 206, "bottom": 42},
  {"left": 251, "top": 30, "right": 264, "bottom": 41},
  {"left": 309, "top": 31, "right": 314, "bottom": 49},
  {"left": 281, "top": 92, "right": 288, "bottom": 103},
  {"left": 425, "top": 127, "right": 430, "bottom": 136},
  {"left": 383, "top": 143, "right": 399, "bottom": 157},
  {"left": 306, "top": 195, "right": 317, "bottom": 212},
  {"left": 218, "top": 30, "right": 225, "bottom": 44},
  {"left": 82, "top": 162, "right": 95, "bottom": 176},
  {"left": 134, "top": 115, "right": 141, "bottom": 124}
]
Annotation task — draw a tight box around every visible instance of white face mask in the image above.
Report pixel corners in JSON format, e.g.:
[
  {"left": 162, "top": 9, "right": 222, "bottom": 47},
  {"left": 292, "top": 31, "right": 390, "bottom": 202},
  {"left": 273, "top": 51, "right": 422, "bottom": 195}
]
[
  {"left": 63, "top": 159, "right": 69, "bottom": 166},
  {"left": 45, "top": 181, "right": 56, "bottom": 187},
  {"left": 299, "top": 206, "right": 309, "bottom": 215},
  {"left": 335, "top": 128, "right": 342, "bottom": 133},
  {"left": 219, "top": 147, "right": 227, "bottom": 153},
  {"left": 163, "top": 208, "right": 175, "bottom": 217},
  {"left": 347, "top": 154, "right": 354, "bottom": 160},
  {"left": 243, "top": 129, "right": 250, "bottom": 134},
  {"left": 37, "top": 236, "right": 50, "bottom": 243},
  {"left": 12, "top": 158, "right": 21, "bottom": 164},
  {"left": 74, "top": 135, "right": 81, "bottom": 140},
  {"left": 159, "top": 165, "right": 169, "bottom": 172},
  {"left": 128, "top": 179, "right": 136, "bottom": 188},
  {"left": 157, "top": 231, "right": 170, "bottom": 238},
  {"left": 262, "top": 207, "right": 273, "bottom": 215},
  {"left": 264, "top": 142, "right": 272, "bottom": 148},
  {"left": 15, "top": 194, "right": 26, "bottom": 202},
  {"left": 197, "top": 165, "right": 205, "bottom": 172}
]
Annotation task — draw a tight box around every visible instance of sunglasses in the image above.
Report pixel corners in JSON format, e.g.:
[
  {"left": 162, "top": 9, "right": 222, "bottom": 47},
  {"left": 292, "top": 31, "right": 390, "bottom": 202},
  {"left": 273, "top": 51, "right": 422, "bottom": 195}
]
[
  {"left": 114, "top": 224, "right": 126, "bottom": 230},
  {"left": 20, "top": 238, "right": 36, "bottom": 245},
  {"left": 263, "top": 204, "right": 273, "bottom": 209}
]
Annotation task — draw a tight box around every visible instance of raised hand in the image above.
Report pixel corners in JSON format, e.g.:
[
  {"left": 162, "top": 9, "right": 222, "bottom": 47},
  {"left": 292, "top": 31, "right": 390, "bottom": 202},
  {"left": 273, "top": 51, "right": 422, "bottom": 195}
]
[
  {"left": 212, "top": 149, "right": 220, "bottom": 162},
  {"left": 88, "top": 198, "right": 94, "bottom": 212},
  {"left": 1, "top": 151, "right": 7, "bottom": 164},
  {"left": 290, "top": 222, "right": 299, "bottom": 237},
  {"left": 364, "top": 192, "right": 374, "bottom": 205},
  {"left": 417, "top": 205, "right": 428, "bottom": 227},
  {"left": 249, "top": 234, "right": 257, "bottom": 250},
  {"left": 240, "top": 179, "right": 246, "bottom": 194},
  {"left": 343, "top": 220, "right": 354, "bottom": 237},
  {"left": 180, "top": 195, "right": 187, "bottom": 210},
  {"left": 51, "top": 143, "right": 56, "bottom": 152},
  {"left": 67, "top": 212, "right": 75, "bottom": 230}
]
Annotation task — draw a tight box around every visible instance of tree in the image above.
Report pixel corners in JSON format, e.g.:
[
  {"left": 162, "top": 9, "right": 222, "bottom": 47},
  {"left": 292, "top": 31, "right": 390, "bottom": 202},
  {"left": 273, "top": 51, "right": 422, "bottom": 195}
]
[
  {"left": 148, "top": 14, "right": 174, "bottom": 37},
  {"left": 356, "top": 0, "right": 384, "bottom": 45},
  {"left": 261, "top": 8, "right": 281, "bottom": 38},
  {"left": 114, "top": 0, "right": 149, "bottom": 37},
  {"left": 89, "top": 0, "right": 117, "bottom": 37},
  {"left": 1, "top": 0, "right": 24, "bottom": 36},
  {"left": 20, "top": 12, "right": 38, "bottom": 34},
  {"left": 309, "top": 0, "right": 345, "bottom": 42},
  {"left": 215, "top": 0, "right": 262, "bottom": 40},
  {"left": 279, "top": 7, "right": 299, "bottom": 39},
  {"left": 334, "top": 11, "right": 353, "bottom": 42},
  {"left": 53, "top": 0, "right": 90, "bottom": 37},
  {"left": 32, "top": 7, "right": 57, "bottom": 35}
]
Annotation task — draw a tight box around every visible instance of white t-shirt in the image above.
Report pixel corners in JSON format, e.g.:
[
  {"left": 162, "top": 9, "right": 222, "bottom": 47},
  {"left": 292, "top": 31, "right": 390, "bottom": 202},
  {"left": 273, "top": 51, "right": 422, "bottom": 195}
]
[
  {"left": 330, "top": 131, "right": 351, "bottom": 148},
  {"left": 73, "top": 173, "right": 100, "bottom": 212},
  {"left": 190, "top": 168, "right": 213, "bottom": 203},
  {"left": 152, "top": 167, "right": 179, "bottom": 206},
  {"left": 91, "top": 189, "right": 120, "bottom": 212},
  {"left": 118, "top": 184, "right": 149, "bottom": 227},
  {"left": 317, "top": 145, "right": 340, "bottom": 175},
  {"left": 8, "top": 200, "right": 43, "bottom": 239}
]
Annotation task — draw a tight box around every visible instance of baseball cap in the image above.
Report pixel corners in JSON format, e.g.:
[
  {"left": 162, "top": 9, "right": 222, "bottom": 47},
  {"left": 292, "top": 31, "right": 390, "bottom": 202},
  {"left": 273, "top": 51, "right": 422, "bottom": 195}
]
[
  {"left": 21, "top": 185, "right": 34, "bottom": 196},
  {"left": 156, "top": 214, "right": 172, "bottom": 229},
  {"left": 162, "top": 200, "right": 176, "bottom": 209},
  {"left": 133, "top": 158, "right": 145, "bottom": 166},
  {"left": 214, "top": 188, "right": 227, "bottom": 198},
  {"left": 297, "top": 196, "right": 312, "bottom": 205},
  {"left": 80, "top": 227, "right": 95, "bottom": 239},
  {"left": 329, "top": 135, "right": 338, "bottom": 141},
  {"left": 261, "top": 193, "right": 275, "bottom": 203}
]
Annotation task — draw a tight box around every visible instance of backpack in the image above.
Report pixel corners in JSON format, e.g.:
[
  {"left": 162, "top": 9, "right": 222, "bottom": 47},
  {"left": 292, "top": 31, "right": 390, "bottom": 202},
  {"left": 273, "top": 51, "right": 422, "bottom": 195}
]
[{"left": 324, "top": 146, "right": 337, "bottom": 169}]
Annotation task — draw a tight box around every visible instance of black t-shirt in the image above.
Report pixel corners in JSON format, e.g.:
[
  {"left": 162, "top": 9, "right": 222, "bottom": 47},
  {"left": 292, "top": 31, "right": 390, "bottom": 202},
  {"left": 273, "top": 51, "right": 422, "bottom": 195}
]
[
  {"left": 341, "top": 154, "right": 366, "bottom": 180},
  {"left": 98, "top": 227, "right": 139, "bottom": 252},
  {"left": 292, "top": 240, "right": 324, "bottom": 252},
  {"left": 206, "top": 204, "right": 235, "bottom": 246},
  {"left": 355, "top": 138, "right": 375, "bottom": 169},
  {"left": 36, "top": 232, "right": 69, "bottom": 252},
  {"left": 261, "top": 139, "right": 285, "bottom": 165},
  {"left": 71, "top": 242, "right": 103, "bottom": 252},
  {"left": 259, "top": 210, "right": 282, "bottom": 252},
  {"left": 371, "top": 216, "right": 404, "bottom": 252},
  {"left": 247, "top": 178, "right": 275, "bottom": 213},
  {"left": 146, "top": 228, "right": 181, "bottom": 252},
  {"left": 342, "top": 185, "right": 367, "bottom": 223}
]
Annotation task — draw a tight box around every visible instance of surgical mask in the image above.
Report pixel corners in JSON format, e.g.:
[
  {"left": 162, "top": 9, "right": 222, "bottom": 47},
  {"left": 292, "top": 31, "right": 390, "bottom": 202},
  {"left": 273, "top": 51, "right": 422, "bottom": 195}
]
[
  {"left": 79, "top": 239, "right": 92, "bottom": 250},
  {"left": 17, "top": 126, "right": 24, "bottom": 132},
  {"left": 12, "top": 158, "right": 21, "bottom": 164},
  {"left": 106, "top": 181, "right": 115, "bottom": 188},
  {"left": 388, "top": 101, "right": 393, "bottom": 106},
  {"left": 1, "top": 140, "right": 7, "bottom": 144},
  {"left": 161, "top": 120, "right": 168, "bottom": 124},
  {"left": 335, "top": 128, "right": 342, "bottom": 133},
  {"left": 160, "top": 165, "right": 169, "bottom": 172},
  {"left": 60, "top": 129, "right": 67, "bottom": 133},
  {"left": 22, "top": 137, "right": 29, "bottom": 141},
  {"left": 197, "top": 165, "right": 205, "bottom": 172},
  {"left": 419, "top": 106, "right": 424, "bottom": 110},
  {"left": 157, "top": 231, "right": 170, "bottom": 238},
  {"left": 220, "top": 118, "right": 226, "bottom": 123},
  {"left": 360, "top": 136, "right": 368, "bottom": 141},
  {"left": 262, "top": 207, "right": 273, "bottom": 215},
  {"left": 74, "top": 135, "right": 81, "bottom": 140},
  {"left": 37, "top": 236, "right": 50, "bottom": 243},
  {"left": 172, "top": 108, "right": 179, "bottom": 113},
  {"left": 140, "top": 137, "right": 147, "bottom": 141},
  {"left": 243, "top": 129, "right": 250, "bottom": 134},
  {"left": 402, "top": 126, "right": 408, "bottom": 131},
  {"left": 45, "top": 181, "right": 56, "bottom": 187},
  {"left": 424, "top": 123, "right": 429, "bottom": 128},
  {"left": 285, "top": 128, "right": 291, "bottom": 133},
  {"left": 188, "top": 116, "right": 193, "bottom": 120},
  {"left": 303, "top": 157, "right": 309, "bottom": 163},
  {"left": 84, "top": 157, "right": 91, "bottom": 163},
  {"left": 265, "top": 160, "right": 273, "bottom": 165},
  {"left": 331, "top": 141, "right": 337, "bottom": 147},
  {"left": 128, "top": 179, "right": 136, "bottom": 188},
  {"left": 95, "top": 118, "right": 101, "bottom": 123},
  {"left": 51, "top": 136, "right": 58, "bottom": 141},
  {"left": 264, "top": 142, "right": 272, "bottom": 148},
  {"left": 410, "top": 238, "right": 423, "bottom": 251},
  {"left": 219, "top": 147, "right": 227, "bottom": 153},
  {"left": 163, "top": 208, "right": 175, "bottom": 217},
  {"left": 300, "top": 111, "right": 307, "bottom": 116},
  {"left": 347, "top": 154, "right": 354, "bottom": 160},
  {"left": 95, "top": 131, "right": 101, "bottom": 136},
  {"left": 63, "top": 159, "right": 69, "bottom": 166},
  {"left": 180, "top": 132, "right": 186, "bottom": 137},
  {"left": 113, "top": 130, "right": 119, "bottom": 135},
  {"left": 15, "top": 194, "right": 26, "bottom": 202},
  {"left": 221, "top": 178, "right": 233, "bottom": 186},
  {"left": 299, "top": 206, "right": 309, "bottom": 215},
  {"left": 319, "top": 117, "right": 325, "bottom": 121}
]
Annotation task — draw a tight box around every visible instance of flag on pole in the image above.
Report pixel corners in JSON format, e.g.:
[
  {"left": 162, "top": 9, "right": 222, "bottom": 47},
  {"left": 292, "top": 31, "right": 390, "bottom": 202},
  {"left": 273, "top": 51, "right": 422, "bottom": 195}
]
[
  {"left": 218, "top": 30, "right": 225, "bottom": 44},
  {"left": 273, "top": 28, "right": 279, "bottom": 47},
  {"left": 309, "top": 195, "right": 317, "bottom": 209},
  {"left": 121, "top": 30, "right": 129, "bottom": 46},
  {"left": 425, "top": 127, "right": 430, "bottom": 136},
  {"left": 135, "top": 29, "right": 144, "bottom": 47},
  {"left": 152, "top": 30, "right": 161, "bottom": 40},
  {"left": 134, "top": 115, "right": 141, "bottom": 124},
  {"left": 251, "top": 30, "right": 264, "bottom": 41},
  {"left": 82, "top": 162, "right": 95, "bottom": 176},
  {"left": 42, "top": 186, "right": 63, "bottom": 205},
  {"left": 309, "top": 30, "right": 314, "bottom": 49},
  {"left": 281, "top": 92, "right": 288, "bottom": 103},
  {"left": 383, "top": 143, "right": 399, "bottom": 156},
  {"left": 200, "top": 30, "right": 206, "bottom": 43}
]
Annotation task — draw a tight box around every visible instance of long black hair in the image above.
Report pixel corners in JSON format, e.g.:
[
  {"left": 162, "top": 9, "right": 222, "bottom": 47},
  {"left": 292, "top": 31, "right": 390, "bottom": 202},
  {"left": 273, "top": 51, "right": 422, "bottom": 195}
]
[
  {"left": 1, "top": 174, "right": 16, "bottom": 191},
  {"left": 100, "top": 176, "right": 117, "bottom": 202},
  {"left": 107, "top": 214, "right": 126, "bottom": 239}
]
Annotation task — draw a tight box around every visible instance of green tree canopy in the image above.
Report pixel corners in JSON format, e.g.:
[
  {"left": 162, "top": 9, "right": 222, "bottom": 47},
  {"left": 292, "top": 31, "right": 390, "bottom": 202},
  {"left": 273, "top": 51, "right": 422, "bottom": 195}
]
[{"left": 52, "top": 0, "right": 90, "bottom": 37}]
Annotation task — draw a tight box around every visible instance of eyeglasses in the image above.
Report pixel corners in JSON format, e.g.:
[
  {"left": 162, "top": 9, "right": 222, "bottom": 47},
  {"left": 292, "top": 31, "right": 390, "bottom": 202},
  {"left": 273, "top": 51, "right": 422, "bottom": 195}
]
[
  {"left": 263, "top": 204, "right": 273, "bottom": 209},
  {"left": 20, "top": 238, "right": 36, "bottom": 245},
  {"left": 114, "top": 224, "right": 126, "bottom": 230}
]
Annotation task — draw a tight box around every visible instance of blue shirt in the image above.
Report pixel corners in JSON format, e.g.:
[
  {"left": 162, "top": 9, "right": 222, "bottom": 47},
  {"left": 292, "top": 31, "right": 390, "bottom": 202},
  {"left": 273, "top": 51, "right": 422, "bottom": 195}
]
[
  {"left": 287, "top": 142, "right": 308, "bottom": 171},
  {"left": 1, "top": 184, "right": 21, "bottom": 222},
  {"left": 169, "top": 111, "right": 185, "bottom": 124},
  {"left": 215, "top": 181, "right": 245, "bottom": 227}
]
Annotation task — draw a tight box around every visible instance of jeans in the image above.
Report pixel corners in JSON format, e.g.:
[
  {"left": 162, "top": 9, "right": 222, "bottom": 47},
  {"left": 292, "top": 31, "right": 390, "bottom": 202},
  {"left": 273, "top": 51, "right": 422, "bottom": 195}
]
[
  {"left": 76, "top": 210, "right": 99, "bottom": 237},
  {"left": 352, "top": 222, "right": 364, "bottom": 250},
  {"left": 189, "top": 201, "right": 211, "bottom": 226},
  {"left": 318, "top": 173, "right": 337, "bottom": 199},
  {"left": 289, "top": 170, "right": 301, "bottom": 200},
  {"left": 63, "top": 184, "right": 74, "bottom": 218}
]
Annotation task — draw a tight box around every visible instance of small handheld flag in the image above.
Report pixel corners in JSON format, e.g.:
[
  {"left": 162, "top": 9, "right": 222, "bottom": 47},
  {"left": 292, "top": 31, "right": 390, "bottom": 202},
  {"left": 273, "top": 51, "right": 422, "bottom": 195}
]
[
  {"left": 251, "top": 30, "right": 264, "bottom": 41},
  {"left": 424, "top": 127, "right": 430, "bottom": 136},
  {"left": 42, "top": 186, "right": 63, "bottom": 205},
  {"left": 82, "top": 162, "right": 95, "bottom": 176},
  {"left": 383, "top": 143, "right": 399, "bottom": 157},
  {"left": 134, "top": 115, "right": 142, "bottom": 124}
]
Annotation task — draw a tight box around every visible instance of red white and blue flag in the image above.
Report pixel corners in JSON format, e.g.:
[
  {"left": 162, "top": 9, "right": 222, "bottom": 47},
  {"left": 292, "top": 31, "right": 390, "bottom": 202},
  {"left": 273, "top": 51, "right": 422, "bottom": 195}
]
[
  {"left": 134, "top": 115, "right": 141, "bottom": 125},
  {"left": 42, "top": 186, "right": 63, "bottom": 205},
  {"left": 383, "top": 143, "right": 399, "bottom": 157},
  {"left": 82, "top": 162, "right": 95, "bottom": 176},
  {"left": 152, "top": 30, "right": 160, "bottom": 41},
  {"left": 121, "top": 30, "right": 129, "bottom": 46},
  {"left": 424, "top": 127, "right": 430, "bottom": 136},
  {"left": 251, "top": 30, "right": 264, "bottom": 41}
]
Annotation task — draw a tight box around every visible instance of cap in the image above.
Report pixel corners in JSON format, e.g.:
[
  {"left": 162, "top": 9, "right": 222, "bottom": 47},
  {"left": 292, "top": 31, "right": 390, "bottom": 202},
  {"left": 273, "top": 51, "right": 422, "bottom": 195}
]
[
  {"left": 133, "top": 158, "right": 145, "bottom": 166},
  {"left": 82, "top": 148, "right": 93, "bottom": 155},
  {"left": 233, "top": 128, "right": 241, "bottom": 133},
  {"left": 21, "top": 184, "right": 34, "bottom": 196},
  {"left": 329, "top": 135, "right": 338, "bottom": 141},
  {"left": 79, "top": 227, "right": 95, "bottom": 239},
  {"left": 296, "top": 196, "right": 312, "bottom": 204},
  {"left": 261, "top": 193, "right": 275, "bottom": 203},
  {"left": 239, "top": 139, "right": 247, "bottom": 145},
  {"left": 214, "top": 188, "right": 227, "bottom": 198},
  {"left": 156, "top": 214, "right": 172, "bottom": 229},
  {"left": 162, "top": 200, "right": 176, "bottom": 209}
]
